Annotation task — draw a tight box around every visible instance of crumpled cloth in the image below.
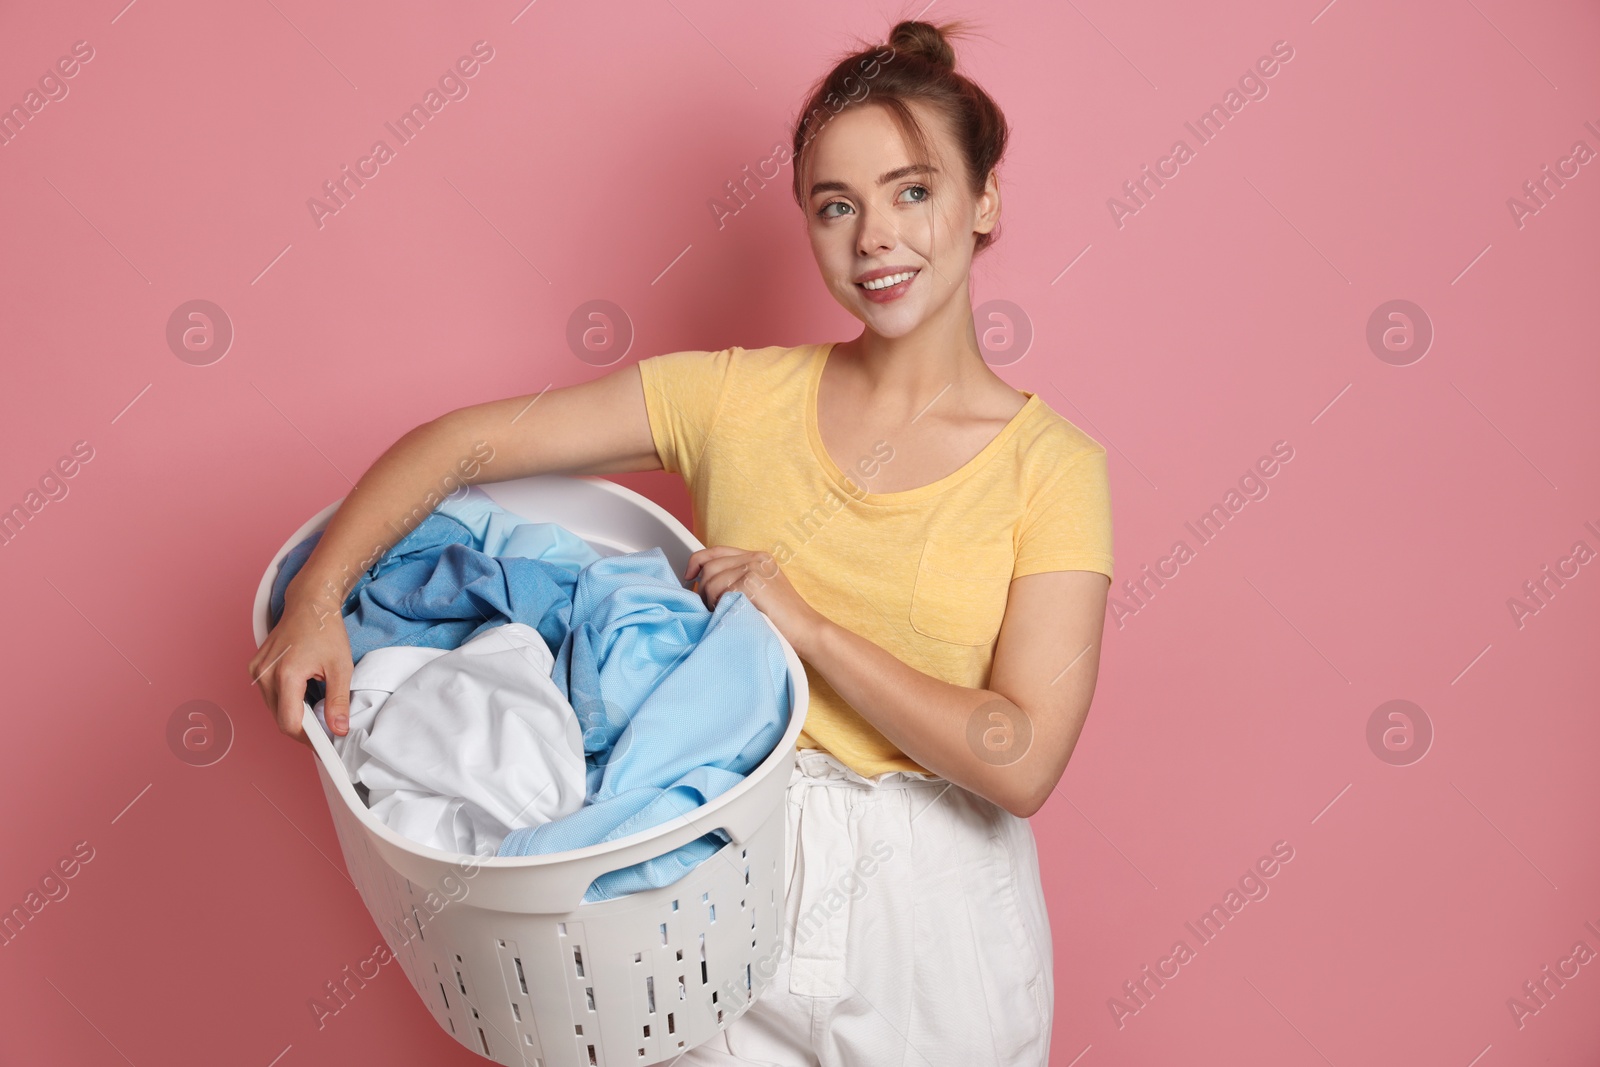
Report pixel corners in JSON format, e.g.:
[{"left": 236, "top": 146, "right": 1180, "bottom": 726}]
[
  {"left": 269, "top": 487, "right": 602, "bottom": 670},
  {"left": 310, "top": 622, "right": 588, "bottom": 857},
  {"left": 498, "top": 551, "right": 791, "bottom": 902},
  {"left": 269, "top": 485, "right": 792, "bottom": 900}
]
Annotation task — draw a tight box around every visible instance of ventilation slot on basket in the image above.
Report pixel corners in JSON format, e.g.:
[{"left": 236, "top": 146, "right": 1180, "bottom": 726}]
[
  {"left": 515, "top": 956, "right": 528, "bottom": 995},
  {"left": 699, "top": 933, "right": 708, "bottom": 985},
  {"left": 456, "top": 969, "right": 467, "bottom": 996},
  {"left": 439, "top": 982, "right": 450, "bottom": 1010},
  {"left": 586, "top": 1044, "right": 597, "bottom": 1065},
  {"left": 477, "top": 1027, "right": 490, "bottom": 1055},
  {"left": 668, "top": 1012, "right": 676, "bottom": 1034},
  {"left": 646, "top": 975, "right": 655, "bottom": 1013},
  {"left": 573, "top": 946, "right": 585, "bottom": 978},
  {"left": 585, "top": 986, "right": 596, "bottom": 1011}
]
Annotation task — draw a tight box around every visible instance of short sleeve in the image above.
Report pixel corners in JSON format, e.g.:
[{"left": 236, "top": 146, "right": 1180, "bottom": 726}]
[
  {"left": 635, "top": 347, "right": 738, "bottom": 484},
  {"left": 1012, "top": 447, "right": 1114, "bottom": 581}
]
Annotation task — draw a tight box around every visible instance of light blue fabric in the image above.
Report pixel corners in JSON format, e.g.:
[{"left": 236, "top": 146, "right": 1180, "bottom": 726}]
[
  {"left": 268, "top": 487, "right": 602, "bottom": 666},
  {"left": 267, "top": 488, "right": 792, "bottom": 901},
  {"left": 498, "top": 552, "right": 792, "bottom": 902},
  {"left": 268, "top": 496, "right": 602, "bottom": 667},
  {"left": 436, "top": 486, "right": 602, "bottom": 574}
]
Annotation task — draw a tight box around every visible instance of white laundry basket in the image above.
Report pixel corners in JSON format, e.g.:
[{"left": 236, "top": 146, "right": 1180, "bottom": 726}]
[{"left": 250, "top": 474, "right": 809, "bottom": 1066}]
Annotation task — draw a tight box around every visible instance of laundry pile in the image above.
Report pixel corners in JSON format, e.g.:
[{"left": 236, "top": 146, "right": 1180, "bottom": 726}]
[{"left": 267, "top": 486, "right": 792, "bottom": 902}]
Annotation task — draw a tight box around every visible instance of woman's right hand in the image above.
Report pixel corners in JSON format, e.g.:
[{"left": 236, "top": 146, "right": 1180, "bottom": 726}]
[{"left": 249, "top": 596, "right": 353, "bottom": 748}]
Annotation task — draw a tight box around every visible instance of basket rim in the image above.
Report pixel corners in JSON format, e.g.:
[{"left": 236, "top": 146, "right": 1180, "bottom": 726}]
[{"left": 248, "top": 472, "right": 810, "bottom": 873}]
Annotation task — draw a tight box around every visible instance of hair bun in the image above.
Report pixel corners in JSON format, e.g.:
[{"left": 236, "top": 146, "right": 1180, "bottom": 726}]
[{"left": 887, "top": 20, "right": 956, "bottom": 71}]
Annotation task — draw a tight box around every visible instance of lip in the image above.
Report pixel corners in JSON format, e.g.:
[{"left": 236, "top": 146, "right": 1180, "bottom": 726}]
[{"left": 854, "top": 266, "right": 921, "bottom": 304}]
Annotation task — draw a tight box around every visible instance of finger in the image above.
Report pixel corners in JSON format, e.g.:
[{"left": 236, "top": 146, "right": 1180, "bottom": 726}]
[
  {"left": 274, "top": 661, "right": 309, "bottom": 743},
  {"left": 324, "top": 657, "right": 353, "bottom": 737},
  {"left": 251, "top": 638, "right": 291, "bottom": 710},
  {"left": 688, "top": 554, "right": 735, "bottom": 597},
  {"left": 684, "top": 545, "right": 742, "bottom": 580},
  {"left": 254, "top": 653, "right": 278, "bottom": 714},
  {"left": 701, "top": 560, "right": 751, "bottom": 609},
  {"left": 247, "top": 651, "right": 267, "bottom": 705}
]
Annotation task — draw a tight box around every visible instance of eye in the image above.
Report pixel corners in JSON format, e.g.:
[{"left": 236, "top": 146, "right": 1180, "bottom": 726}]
[
  {"left": 900, "top": 184, "right": 930, "bottom": 204},
  {"left": 817, "top": 200, "right": 852, "bottom": 220}
]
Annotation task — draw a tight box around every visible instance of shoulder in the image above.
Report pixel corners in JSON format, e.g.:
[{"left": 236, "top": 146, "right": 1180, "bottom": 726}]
[
  {"left": 642, "top": 342, "right": 816, "bottom": 376},
  {"left": 704, "top": 342, "right": 827, "bottom": 396},
  {"left": 1012, "top": 393, "right": 1108, "bottom": 485},
  {"left": 735, "top": 341, "right": 824, "bottom": 373}
]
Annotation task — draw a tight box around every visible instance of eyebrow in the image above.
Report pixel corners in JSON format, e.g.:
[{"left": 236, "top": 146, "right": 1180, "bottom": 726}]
[{"left": 808, "top": 163, "right": 938, "bottom": 198}]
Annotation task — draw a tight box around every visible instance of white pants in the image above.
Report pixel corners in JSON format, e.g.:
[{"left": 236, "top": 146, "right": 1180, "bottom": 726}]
[{"left": 676, "top": 748, "right": 1053, "bottom": 1066}]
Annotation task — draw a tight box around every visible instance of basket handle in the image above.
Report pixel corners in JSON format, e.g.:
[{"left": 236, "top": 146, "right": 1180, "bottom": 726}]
[
  {"left": 341, "top": 723, "right": 794, "bottom": 915},
  {"left": 480, "top": 756, "right": 790, "bottom": 914}
]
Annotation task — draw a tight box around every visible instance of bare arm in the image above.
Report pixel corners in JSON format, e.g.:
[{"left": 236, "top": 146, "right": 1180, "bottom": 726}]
[
  {"left": 785, "top": 568, "right": 1110, "bottom": 818},
  {"left": 249, "top": 364, "right": 661, "bottom": 743}
]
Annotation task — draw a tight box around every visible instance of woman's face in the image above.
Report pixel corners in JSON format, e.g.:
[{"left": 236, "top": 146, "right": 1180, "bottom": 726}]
[{"left": 802, "top": 100, "right": 998, "bottom": 339}]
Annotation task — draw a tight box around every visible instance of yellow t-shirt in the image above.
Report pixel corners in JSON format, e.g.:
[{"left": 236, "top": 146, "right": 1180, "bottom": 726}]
[{"left": 636, "top": 341, "right": 1114, "bottom": 778}]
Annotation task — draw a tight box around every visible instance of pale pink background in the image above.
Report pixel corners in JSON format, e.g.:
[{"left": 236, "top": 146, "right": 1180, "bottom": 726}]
[{"left": 2, "top": 0, "right": 1597, "bottom": 1064}]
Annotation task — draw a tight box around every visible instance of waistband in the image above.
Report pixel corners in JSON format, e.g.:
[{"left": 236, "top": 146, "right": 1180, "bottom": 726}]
[{"left": 789, "top": 746, "right": 946, "bottom": 790}]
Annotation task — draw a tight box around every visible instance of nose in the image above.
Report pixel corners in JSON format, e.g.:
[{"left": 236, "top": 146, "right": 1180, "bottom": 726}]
[{"left": 854, "top": 199, "right": 898, "bottom": 258}]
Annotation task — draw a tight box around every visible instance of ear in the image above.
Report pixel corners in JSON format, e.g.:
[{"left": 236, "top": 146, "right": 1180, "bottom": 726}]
[{"left": 974, "top": 168, "right": 1001, "bottom": 235}]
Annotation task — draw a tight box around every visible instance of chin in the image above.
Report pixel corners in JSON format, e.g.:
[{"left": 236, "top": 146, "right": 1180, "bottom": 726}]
[{"left": 858, "top": 313, "right": 925, "bottom": 339}]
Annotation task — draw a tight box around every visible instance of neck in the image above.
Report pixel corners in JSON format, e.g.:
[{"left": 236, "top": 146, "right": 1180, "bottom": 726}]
[{"left": 838, "top": 297, "right": 987, "bottom": 400}]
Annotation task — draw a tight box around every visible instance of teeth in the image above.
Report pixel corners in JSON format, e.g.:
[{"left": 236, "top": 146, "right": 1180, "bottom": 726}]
[{"left": 861, "top": 271, "right": 916, "bottom": 290}]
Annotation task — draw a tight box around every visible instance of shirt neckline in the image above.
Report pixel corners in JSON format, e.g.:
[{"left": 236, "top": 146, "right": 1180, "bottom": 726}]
[{"left": 805, "top": 340, "right": 1040, "bottom": 506}]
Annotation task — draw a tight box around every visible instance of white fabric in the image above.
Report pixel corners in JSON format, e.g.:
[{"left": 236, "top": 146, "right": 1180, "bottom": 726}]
[
  {"left": 312, "top": 623, "right": 587, "bottom": 857},
  {"left": 678, "top": 748, "right": 1053, "bottom": 1066}
]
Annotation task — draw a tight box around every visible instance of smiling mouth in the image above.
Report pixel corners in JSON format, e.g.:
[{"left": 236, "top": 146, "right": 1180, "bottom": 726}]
[{"left": 857, "top": 269, "right": 920, "bottom": 291}]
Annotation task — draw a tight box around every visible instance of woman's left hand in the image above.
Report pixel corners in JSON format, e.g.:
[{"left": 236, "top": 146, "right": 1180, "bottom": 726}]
[{"left": 685, "top": 545, "right": 824, "bottom": 654}]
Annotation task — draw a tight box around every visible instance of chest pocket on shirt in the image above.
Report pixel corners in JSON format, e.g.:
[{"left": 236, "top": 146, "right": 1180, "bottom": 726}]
[{"left": 908, "top": 538, "right": 1015, "bottom": 646}]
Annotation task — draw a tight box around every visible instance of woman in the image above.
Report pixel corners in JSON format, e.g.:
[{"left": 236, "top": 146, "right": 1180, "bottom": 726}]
[{"left": 250, "top": 17, "right": 1112, "bottom": 1067}]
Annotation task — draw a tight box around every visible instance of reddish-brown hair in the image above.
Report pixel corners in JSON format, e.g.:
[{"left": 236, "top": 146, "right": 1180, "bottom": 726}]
[{"left": 789, "top": 18, "right": 1010, "bottom": 255}]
